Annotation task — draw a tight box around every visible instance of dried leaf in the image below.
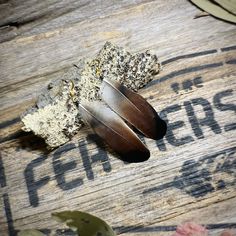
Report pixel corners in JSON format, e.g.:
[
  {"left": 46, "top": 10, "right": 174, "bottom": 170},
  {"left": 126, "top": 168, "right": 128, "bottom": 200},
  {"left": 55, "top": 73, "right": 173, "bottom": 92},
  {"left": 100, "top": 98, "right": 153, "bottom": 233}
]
[
  {"left": 214, "top": 0, "right": 236, "bottom": 15},
  {"left": 191, "top": 0, "right": 236, "bottom": 23},
  {"left": 52, "top": 211, "right": 116, "bottom": 236}
]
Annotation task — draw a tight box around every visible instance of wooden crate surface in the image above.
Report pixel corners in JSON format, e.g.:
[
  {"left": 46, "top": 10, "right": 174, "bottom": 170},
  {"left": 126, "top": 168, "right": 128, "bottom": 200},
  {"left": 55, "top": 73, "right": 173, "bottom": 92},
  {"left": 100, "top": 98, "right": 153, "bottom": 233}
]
[{"left": 0, "top": 0, "right": 236, "bottom": 235}]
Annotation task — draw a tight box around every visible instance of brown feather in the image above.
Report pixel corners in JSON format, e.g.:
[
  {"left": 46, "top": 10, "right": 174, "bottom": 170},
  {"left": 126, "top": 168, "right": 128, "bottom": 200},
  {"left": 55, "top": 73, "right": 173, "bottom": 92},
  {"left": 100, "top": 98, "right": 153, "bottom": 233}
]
[
  {"left": 100, "top": 79, "right": 167, "bottom": 140},
  {"left": 79, "top": 100, "right": 150, "bottom": 162}
]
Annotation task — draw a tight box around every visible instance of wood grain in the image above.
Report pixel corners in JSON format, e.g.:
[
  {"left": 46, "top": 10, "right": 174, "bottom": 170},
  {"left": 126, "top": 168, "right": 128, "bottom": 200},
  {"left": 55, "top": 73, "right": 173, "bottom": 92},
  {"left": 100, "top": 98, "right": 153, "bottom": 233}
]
[{"left": 0, "top": 0, "right": 236, "bottom": 235}]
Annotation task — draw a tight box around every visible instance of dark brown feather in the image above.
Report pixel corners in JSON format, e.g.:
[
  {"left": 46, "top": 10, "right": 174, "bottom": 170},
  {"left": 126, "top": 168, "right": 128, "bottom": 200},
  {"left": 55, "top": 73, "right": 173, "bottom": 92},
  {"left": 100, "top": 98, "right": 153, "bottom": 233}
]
[
  {"left": 100, "top": 79, "right": 167, "bottom": 140},
  {"left": 79, "top": 100, "right": 150, "bottom": 162}
]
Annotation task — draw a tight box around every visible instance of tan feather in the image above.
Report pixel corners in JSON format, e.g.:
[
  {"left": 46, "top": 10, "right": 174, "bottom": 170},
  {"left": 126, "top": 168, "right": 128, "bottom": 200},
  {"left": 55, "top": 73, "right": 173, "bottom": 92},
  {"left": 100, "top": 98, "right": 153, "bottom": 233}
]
[
  {"left": 100, "top": 79, "right": 167, "bottom": 140},
  {"left": 79, "top": 100, "right": 150, "bottom": 162}
]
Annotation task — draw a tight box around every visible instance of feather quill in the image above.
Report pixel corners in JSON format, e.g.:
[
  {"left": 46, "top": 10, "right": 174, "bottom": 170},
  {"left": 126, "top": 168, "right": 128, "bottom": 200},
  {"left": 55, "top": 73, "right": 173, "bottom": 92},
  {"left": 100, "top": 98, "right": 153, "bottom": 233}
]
[
  {"left": 100, "top": 79, "right": 167, "bottom": 140},
  {"left": 79, "top": 100, "right": 150, "bottom": 162}
]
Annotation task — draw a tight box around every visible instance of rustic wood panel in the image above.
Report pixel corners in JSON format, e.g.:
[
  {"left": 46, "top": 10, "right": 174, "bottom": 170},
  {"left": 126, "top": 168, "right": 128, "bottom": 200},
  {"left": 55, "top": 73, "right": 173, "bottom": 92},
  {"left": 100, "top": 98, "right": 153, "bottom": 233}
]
[{"left": 0, "top": 0, "right": 236, "bottom": 235}]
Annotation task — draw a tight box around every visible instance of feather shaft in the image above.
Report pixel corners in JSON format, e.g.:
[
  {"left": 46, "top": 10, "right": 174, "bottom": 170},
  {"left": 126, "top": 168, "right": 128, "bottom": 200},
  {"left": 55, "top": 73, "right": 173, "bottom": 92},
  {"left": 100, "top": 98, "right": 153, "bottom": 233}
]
[{"left": 100, "top": 79, "right": 167, "bottom": 140}]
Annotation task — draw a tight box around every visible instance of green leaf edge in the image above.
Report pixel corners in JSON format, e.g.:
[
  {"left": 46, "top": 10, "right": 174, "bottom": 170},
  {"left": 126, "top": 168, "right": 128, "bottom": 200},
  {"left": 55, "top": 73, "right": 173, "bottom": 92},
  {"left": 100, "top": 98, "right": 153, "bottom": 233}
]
[
  {"left": 214, "top": 0, "right": 236, "bottom": 15},
  {"left": 52, "top": 211, "right": 116, "bottom": 236},
  {"left": 17, "top": 229, "right": 46, "bottom": 236},
  {"left": 191, "top": 0, "right": 236, "bottom": 23}
]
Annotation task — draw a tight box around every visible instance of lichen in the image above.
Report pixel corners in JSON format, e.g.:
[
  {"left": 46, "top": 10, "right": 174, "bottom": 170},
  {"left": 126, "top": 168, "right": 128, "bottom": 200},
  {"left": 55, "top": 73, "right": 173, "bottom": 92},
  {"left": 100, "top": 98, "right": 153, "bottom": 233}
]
[
  {"left": 93, "top": 42, "right": 160, "bottom": 91},
  {"left": 22, "top": 78, "right": 82, "bottom": 148},
  {"left": 21, "top": 42, "right": 161, "bottom": 148}
]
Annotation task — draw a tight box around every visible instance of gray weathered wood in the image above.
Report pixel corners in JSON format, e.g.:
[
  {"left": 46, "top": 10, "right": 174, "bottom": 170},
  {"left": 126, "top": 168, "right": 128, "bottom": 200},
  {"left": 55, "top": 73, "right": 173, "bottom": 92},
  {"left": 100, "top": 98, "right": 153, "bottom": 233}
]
[{"left": 0, "top": 0, "right": 236, "bottom": 235}]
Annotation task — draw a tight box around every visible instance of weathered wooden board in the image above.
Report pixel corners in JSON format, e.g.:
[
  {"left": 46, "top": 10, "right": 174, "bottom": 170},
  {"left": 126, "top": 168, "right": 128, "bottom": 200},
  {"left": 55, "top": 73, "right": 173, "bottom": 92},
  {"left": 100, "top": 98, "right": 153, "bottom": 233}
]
[{"left": 0, "top": 0, "right": 236, "bottom": 235}]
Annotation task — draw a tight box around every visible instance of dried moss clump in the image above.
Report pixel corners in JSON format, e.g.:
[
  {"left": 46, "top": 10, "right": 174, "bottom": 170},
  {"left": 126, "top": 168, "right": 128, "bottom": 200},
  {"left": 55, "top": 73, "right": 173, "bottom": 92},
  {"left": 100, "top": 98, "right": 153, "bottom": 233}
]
[
  {"left": 21, "top": 42, "right": 161, "bottom": 148},
  {"left": 94, "top": 42, "right": 160, "bottom": 91},
  {"left": 22, "top": 74, "right": 83, "bottom": 148}
]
